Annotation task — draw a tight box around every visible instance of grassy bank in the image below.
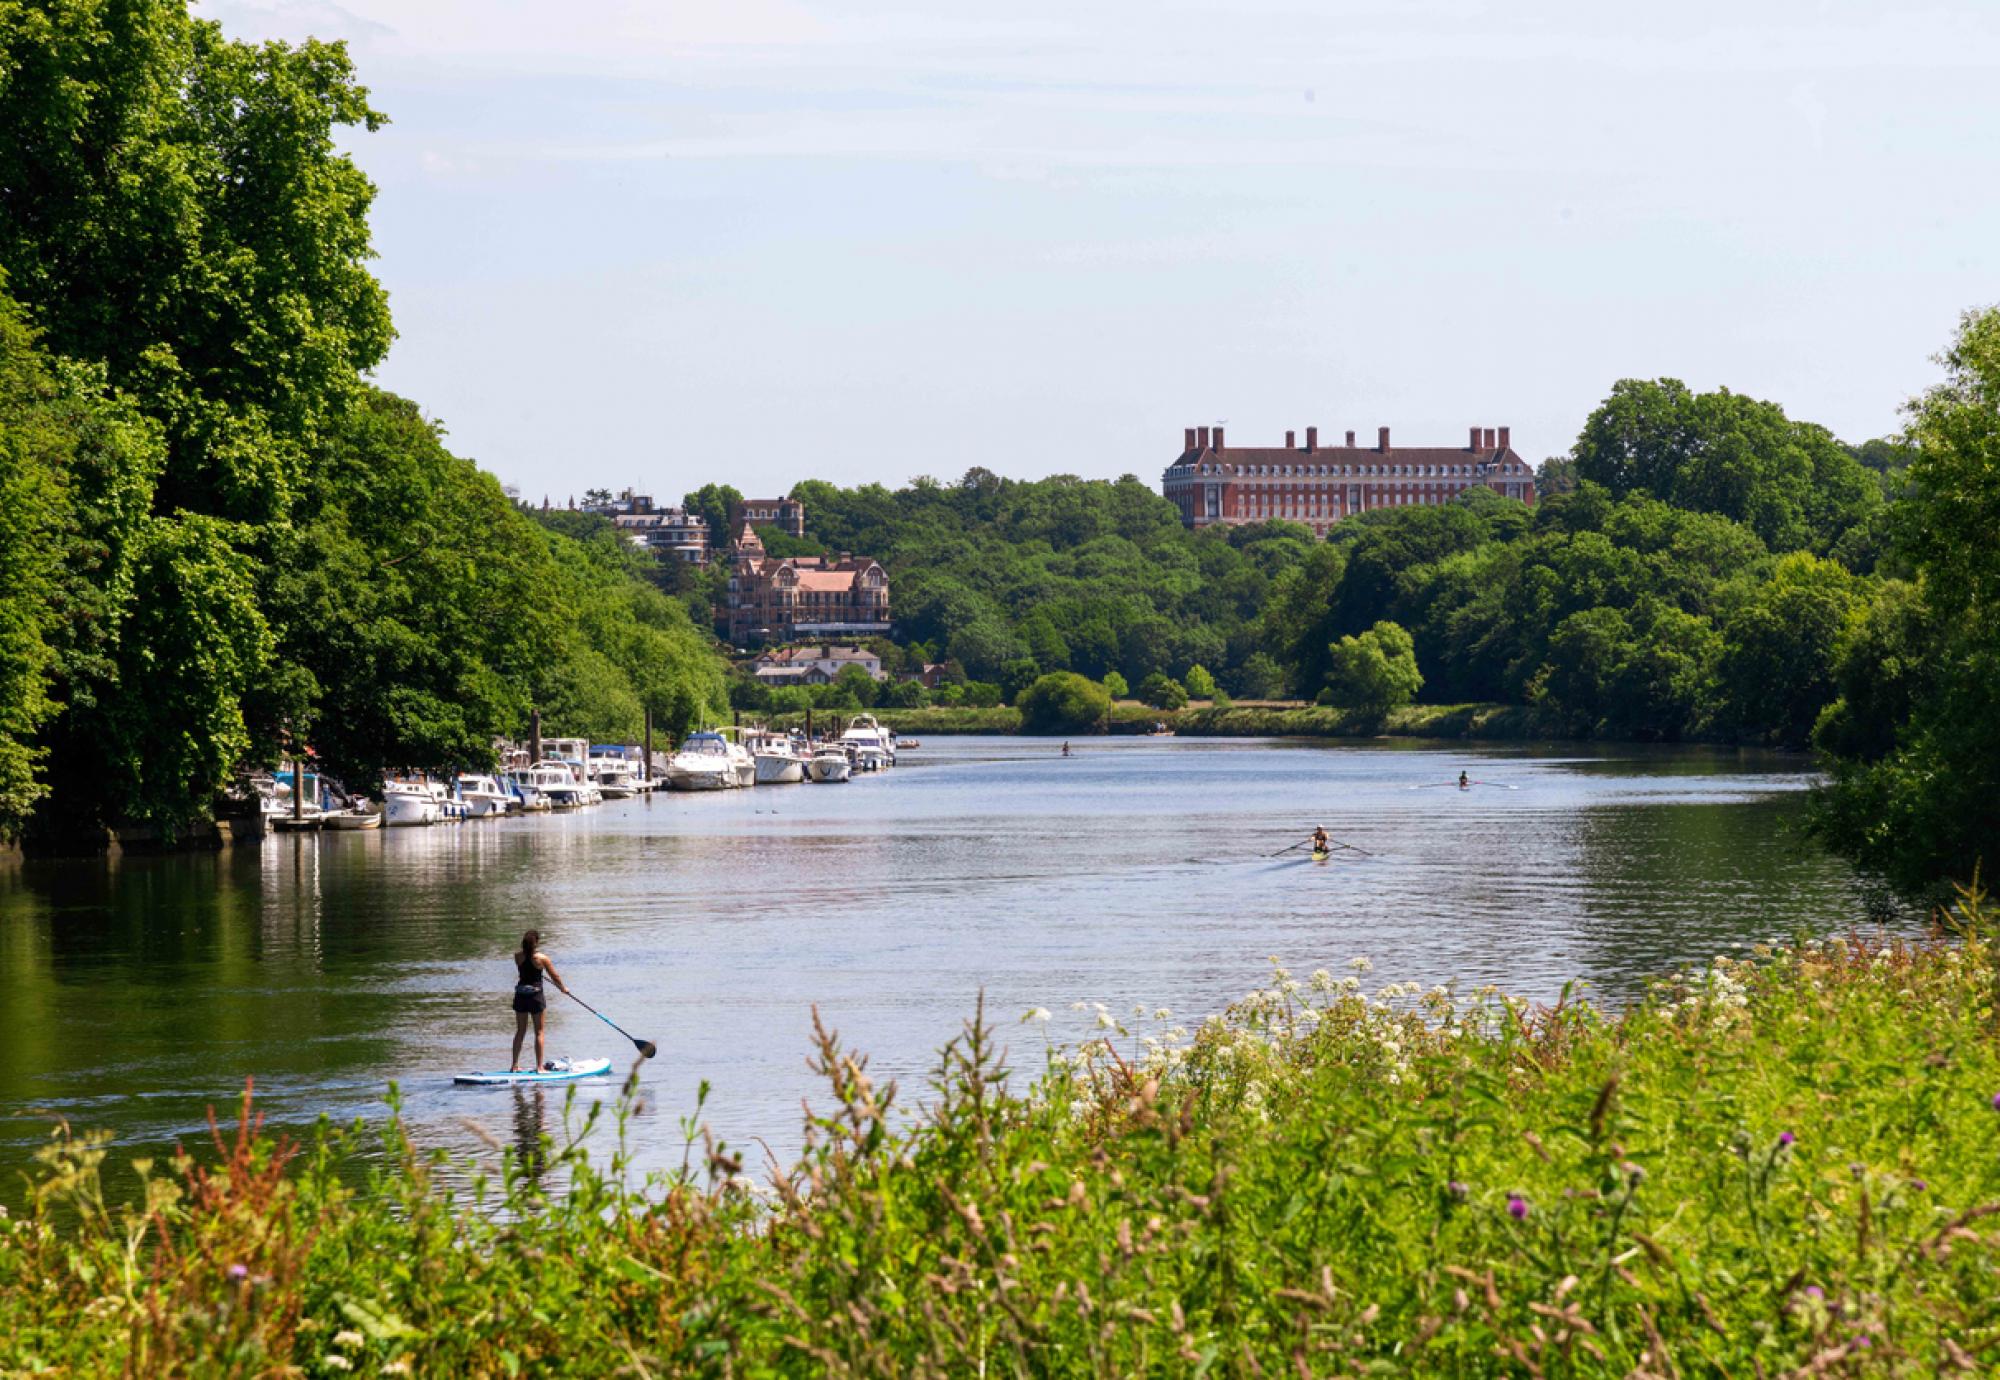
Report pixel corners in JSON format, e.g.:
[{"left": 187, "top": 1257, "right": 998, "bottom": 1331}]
[
  {"left": 7, "top": 899, "right": 2000, "bottom": 1373},
  {"left": 1176, "top": 701, "right": 1554, "bottom": 739}
]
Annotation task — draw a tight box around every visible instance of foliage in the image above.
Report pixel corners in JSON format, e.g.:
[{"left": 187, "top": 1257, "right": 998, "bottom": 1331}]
[
  {"left": 785, "top": 473, "right": 1315, "bottom": 689},
  {"left": 1571, "top": 378, "right": 1879, "bottom": 554},
  {"left": 1101, "top": 669, "right": 1129, "bottom": 699},
  {"left": 1136, "top": 672, "right": 1188, "bottom": 711},
  {"left": 8, "top": 910, "right": 2000, "bottom": 1372},
  {"left": 1015, "top": 672, "right": 1112, "bottom": 735},
  {"left": 1323, "top": 620, "right": 1423, "bottom": 716},
  {"left": 1183, "top": 663, "right": 1217, "bottom": 700},
  {"left": 0, "top": 3, "right": 734, "bottom": 838},
  {"left": 1814, "top": 308, "right": 2000, "bottom": 892},
  {"left": 683, "top": 482, "right": 744, "bottom": 545}
]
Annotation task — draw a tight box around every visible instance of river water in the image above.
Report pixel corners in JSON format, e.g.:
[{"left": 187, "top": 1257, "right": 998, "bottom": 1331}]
[{"left": 0, "top": 737, "right": 1895, "bottom": 1195}]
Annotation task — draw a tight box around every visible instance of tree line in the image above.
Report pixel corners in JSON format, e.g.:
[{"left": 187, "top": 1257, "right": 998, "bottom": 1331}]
[{"left": 0, "top": 3, "right": 727, "bottom": 846}]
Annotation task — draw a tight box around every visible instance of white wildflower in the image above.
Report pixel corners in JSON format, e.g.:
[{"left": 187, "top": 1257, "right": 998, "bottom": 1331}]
[
  {"left": 1022, "top": 1007, "right": 1052, "bottom": 1024},
  {"left": 1310, "top": 968, "right": 1334, "bottom": 992},
  {"left": 334, "top": 1331, "right": 365, "bottom": 1350},
  {"left": 324, "top": 1358, "right": 353, "bottom": 1374},
  {"left": 1349, "top": 957, "right": 1373, "bottom": 973},
  {"left": 1154, "top": 1007, "right": 1172, "bottom": 1020}
]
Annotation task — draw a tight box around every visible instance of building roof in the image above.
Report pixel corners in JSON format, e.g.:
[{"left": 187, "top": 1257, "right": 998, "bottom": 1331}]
[
  {"left": 1165, "top": 427, "right": 1530, "bottom": 476},
  {"left": 756, "top": 644, "right": 878, "bottom": 665}
]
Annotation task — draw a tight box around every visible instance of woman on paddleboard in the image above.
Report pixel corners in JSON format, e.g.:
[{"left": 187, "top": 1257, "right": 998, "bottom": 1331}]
[{"left": 511, "top": 929, "right": 572, "bottom": 1073}]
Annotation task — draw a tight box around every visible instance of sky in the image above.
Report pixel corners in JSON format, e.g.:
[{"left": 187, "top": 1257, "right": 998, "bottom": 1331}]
[{"left": 208, "top": 0, "right": 2000, "bottom": 503}]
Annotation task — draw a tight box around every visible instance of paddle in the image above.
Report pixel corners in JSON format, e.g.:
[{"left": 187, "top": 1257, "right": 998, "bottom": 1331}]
[
  {"left": 1268, "top": 838, "right": 1313, "bottom": 858},
  {"left": 563, "top": 989, "right": 657, "bottom": 1059},
  {"left": 1467, "top": 780, "right": 1520, "bottom": 791},
  {"left": 1327, "top": 838, "right": 1375, "bottom": 857}
]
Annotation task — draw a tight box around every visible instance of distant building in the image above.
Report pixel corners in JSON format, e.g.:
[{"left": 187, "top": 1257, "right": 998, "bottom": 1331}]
[
  {"left": 751, "top": 644, "right": 886, "bottom": 684},
  {"left": 726, "top": 526, "right": 890, "bottom": 646},
  {"left": 728, "top": 497, "right": 806, "bottom": 540},
  {"left": 580, "top": 487, "right": 659, "bottom": 517},
  {"left": 1161, "top": 425, "right": 1536, "bottom": 537},
  {"left": 612, "top": 509, "right": 710, "bottom": 564}
]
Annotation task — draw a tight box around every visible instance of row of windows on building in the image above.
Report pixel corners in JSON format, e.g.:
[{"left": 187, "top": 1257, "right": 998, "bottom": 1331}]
[{"left": 1195, "top": 462, "right": 1523, "bottom": 479}]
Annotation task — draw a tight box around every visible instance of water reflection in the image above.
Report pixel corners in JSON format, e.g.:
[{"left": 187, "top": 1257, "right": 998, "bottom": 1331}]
[{"left": 0, "top": 738, "right": 1907, "bottom": 1197}]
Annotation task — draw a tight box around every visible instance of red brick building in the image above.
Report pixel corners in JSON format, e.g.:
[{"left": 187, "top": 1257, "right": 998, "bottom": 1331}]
[
  {"left": 1162, "top": 425, "right": 1535, "bottom": 537},
  {"left": 725, "top": 526, "right": 890, "bottom": 646},
  {"left": 728, "top": 497, "right": 806, "bottom": 540}
]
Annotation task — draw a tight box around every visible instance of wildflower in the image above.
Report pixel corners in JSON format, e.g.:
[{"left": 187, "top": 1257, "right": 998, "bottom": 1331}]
[
  {"left": 1349, "top": 956, "right": 1373, "bottom": 973},
  {"left": 1096, "top": 1011, "right": 1115, "bottom": 1030},
  {"left": 1911, "top": 1179, "right": 1928, "bottom": 1191},
  {"left": 1506, "top": 1194, "right": 1529, "bottom": 1221},
  {"left": 1446, "top": 1181, "right": 1468, "bottom": 1201},
  {"left": 1153, "top": 1007, "right": 1171, "bottom": 1020},
  {"left": 1022, "top": 1007, "right": 1051, "bottom": 1024},
  {"left": 1310, "top": 968, "right": 1334, "bottom": 992},
  {"left": 226, "top": 1264, "right": 248, "bottom": 1281},
  {"left": 1778, "top": 1131, "right": 1795, "bottom": 1148},
  {"left": 1991, "top": 1091, "right": 2000, "bottom": 1113},
  {"left": 1804, "top": 1285, "right": 1825, "bottom": 1299},
  {"left": 384, "top": 1363, "right": 412, "bottom": 1377},
  {"left": 334, "top": 1331, "right": 365, "bottom": 1349},
  {"left": 324, "top": 1358, "right": 353, "bottom": 1373}
]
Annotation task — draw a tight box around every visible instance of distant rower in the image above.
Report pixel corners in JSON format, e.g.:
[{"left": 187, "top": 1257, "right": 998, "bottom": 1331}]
[
  {"left": 1062, "top": 741, "right": 1072, "bottom": 757},
  {"left": 1459, "top": 771, "right": 1470, "bottom": 790},
  {"left": 1312, "top": 825, "right": 1329, "bottom": 855}
]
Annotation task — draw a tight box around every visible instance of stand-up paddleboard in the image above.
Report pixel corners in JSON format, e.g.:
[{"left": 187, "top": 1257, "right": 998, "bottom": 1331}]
[{"left": 453, "top": 1057, "right": 613, "bottom": 1086}]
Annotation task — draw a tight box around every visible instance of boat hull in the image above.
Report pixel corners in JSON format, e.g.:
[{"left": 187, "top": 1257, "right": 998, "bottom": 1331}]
[
  {"left": 808, "top": 755, "right": 852, "bottom": 783},
  {"left": 755, "top": 755, "right": 807, "bottom": 784},
  {"left": 383, "top": 792, "right": 437, "bottom": 826}
]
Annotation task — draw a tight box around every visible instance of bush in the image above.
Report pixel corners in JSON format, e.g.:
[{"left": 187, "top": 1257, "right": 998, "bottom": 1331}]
[
  {"left": 1015, "top": 672, "right": 1113, "bottom": 735},
  {"left": 880, "top": 678, "right": 928, "bottom": 709},
  {"left": 999, "top": 658, "right": 1042, "bottom": 705},
  {"left": 1323, "top": 620, "right": 1423, "bottom": 714},
  {"left": 1183, "top": 663, "right": 1217, "bottom": 700},
  {"left": 961, "top": 681, "right": 1004, "bottom": 708},
  {"left": 1136, "top": 671, "right": 1188, "bottom": 710},
  {"left": 1102, "top": 669, "right": 1129, "bottom": 700},
  {"left": 1229, "top": 651, "right": 1285, "bottom": 700}
]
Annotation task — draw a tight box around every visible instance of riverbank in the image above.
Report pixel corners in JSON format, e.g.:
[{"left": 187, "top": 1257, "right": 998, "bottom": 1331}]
[
  {"left": 6, "top": 896, "right": 1992, "bottom": 1373},
  {"left": 773, "top": 700, "right": 1554, "bottom": 739}
]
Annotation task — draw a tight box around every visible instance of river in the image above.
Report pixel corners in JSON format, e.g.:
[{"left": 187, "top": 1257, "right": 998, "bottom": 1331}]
[{"left": 0, "top": 737, "right": 1897, "bottom": 1196}]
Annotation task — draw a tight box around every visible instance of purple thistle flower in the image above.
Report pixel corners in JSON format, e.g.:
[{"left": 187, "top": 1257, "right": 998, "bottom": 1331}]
[
  {"left": 1911, "top": 1179, "right": 1928, "bottom": 1192},
  {"left": 1804, "top": 1285, "right": 1825, "bottom": 1300},
  {"left": 1778, "top": 1131, "right": 1795, "bottom": 1148},
  {"left": 1447, "top": 1180, "right": 1468, "bottom": 1200},
  {"left": 1991, "top": 1091, "right": 2000, "bottom": 1113},
  {"left": 1506, "top": 1194, "right": 1529, "bottom": 1221},
  {"left": 227, "top": 1264, "right": 249, "bottom": 1281}
]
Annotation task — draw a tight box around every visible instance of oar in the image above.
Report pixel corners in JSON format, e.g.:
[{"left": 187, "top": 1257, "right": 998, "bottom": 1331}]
[
  {"left": 1468, "top": 781, "right": 1519, "bottom": 791},
  {"left": 563, "top": 989, "right": 657, "bottom": 1059},
  {"left": 1268, "top": 839, "right": 1313, "bottom": 858},
  {"left": 1327, "top": 838, "right": 1375, "bottom": 857}
]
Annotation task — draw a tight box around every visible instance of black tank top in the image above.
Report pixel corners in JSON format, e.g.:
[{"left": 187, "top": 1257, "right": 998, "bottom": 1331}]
[{"left": 516, "top": 952, "right": 543, "bottom": 989}]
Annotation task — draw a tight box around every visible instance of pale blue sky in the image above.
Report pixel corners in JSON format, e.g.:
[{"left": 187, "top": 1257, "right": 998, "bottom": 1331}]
[{"left": 210, "top": 0, "right": 2000, "bottom": 501}]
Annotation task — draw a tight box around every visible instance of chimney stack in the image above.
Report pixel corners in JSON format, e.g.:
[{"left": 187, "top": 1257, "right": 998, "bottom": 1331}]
[
  {"left": 1378, "top": 426, "right": 1391, "bottom": 452},
  {"left": 1345, "top": 430, "right": 1356, "bottom": 447},
  {"left": 1483, "top": 428, "right": 1496, "bottom": 449},
  {"left": 1498, "top": 426, "right": 1511, "bottom": 451},
  {"left": 1213, "top": 425, "right": 1225, "bottom": 450},
  {"left": 1470, "top": 425, "right": 1482, "bottom": 451},
  {"left": 1285, "top": 429, "right": 1295, "bottom": 448},
  {"left": 1306, "top": 426, "right": 1318, "bottom": 452},
  {"left": 1198, "top": 425, "right": 1211, "bottom": 450},
  {"left": 1185, "top": 426, "right": 1197, "bottom": 452}
]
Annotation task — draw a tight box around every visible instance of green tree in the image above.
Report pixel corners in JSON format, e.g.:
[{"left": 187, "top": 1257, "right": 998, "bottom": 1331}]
[
  {"left": 1714, "top": 553, "right": 1864, "bottom": 748},
  {"left": 1814, "top": 308, "right": 2000, "bottom": 890},
  {"left": 684, "top": 483, "right": 746, "bottom": 544},
  {"left": 1016, "top": 673, "right": 1112, "bottom": 735},
  {"left": 1323, "top": 621, "right": 1423, "bottom": 716},
  {"left": 1101, "top": 670, "right": 1129, "bottom": 700},
  {"left": 1230, "top": 652, "right": 1285, "bottom": 701},
  {"left": 1183, "top": 664, "right": 1218, "bottom": 701},
  {"left": 1136, "top": 673, "right": 1188, "bottom": 711},
  {"left": 0, "top": 2, "right": 393, "bottom": 525}
]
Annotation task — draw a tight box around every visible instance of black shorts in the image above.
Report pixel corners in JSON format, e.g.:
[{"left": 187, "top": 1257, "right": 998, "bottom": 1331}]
[{"left": 512, "top": 983, "right": 546, "bottom": 1015}]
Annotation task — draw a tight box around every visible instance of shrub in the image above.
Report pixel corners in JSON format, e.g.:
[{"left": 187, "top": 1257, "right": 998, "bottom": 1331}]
[
  {"left": 1183, "top": 663, "right": 1217, "bottom": 700},
  {"left": 1102, "top": 669, "right": 1129, "bottom": 699},
  {"left": 961, "top": 681, "right": 1004, "bottom": 708},
  {"left": 1015, "top": 672, "right": 1112, "bottom": 734},
  {"left": 1136, "top": 671, "right": 1188, "bottom": 710},
  {"left": 1323, "top": 620, "right": 1422, "bottom": 714}
]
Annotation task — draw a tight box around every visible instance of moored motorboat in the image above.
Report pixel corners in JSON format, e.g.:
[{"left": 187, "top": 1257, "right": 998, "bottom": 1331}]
[
  {"left": 750, "top": 729, "right": 812, "bottom": 784},
  {"left": 808, "top": 747, "right": 853, "bottom": 783},
  {"left": 454, "top": 774, "right": 512, "bottom": 818},
  {"left": 323, "top": 805, "right": 382, "bottom": 830},
  {"left": 382, "top": 780, "right": 441, "bottom": 826},
  {"left": 838, "top": 714, "right": 896, "bottom": 770},
  {"left": 666, "top": 731, "right": 739, "bottom": 790}
]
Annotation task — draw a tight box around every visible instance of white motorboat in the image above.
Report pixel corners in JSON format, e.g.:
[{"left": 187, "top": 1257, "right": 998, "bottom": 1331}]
[
  {"left": 588, "top": 754, "right": 643, "bottom": 798},
  {"left": 259, "top": 768, "right": 328, "bottom": 823},
  {"left": 808, "top": 747, "right": 853, "bottom": 783},
  {"left": 838, "top": 714, "right": 896, "bottom": 771},
  {"left": 382, "top": 780, "right": 441, "bottom": 826},
  {"left": 322, "top": 804, "right": 381, "bottom": 830},
  {"left": 454, "top": 774, "right": 512, "bottom": 817},
  {"left": 505, "top": 764, "right": 567, "bottom": 811},
  {"left": 749, "top": 729, "right": 811, "bottom": 784},
  {"left": 542, "top": 739, "right": 601, "bottom": 804},
  {"left": 666, "top": 731, "right": 741, "bottom": 790},
  {"left": 529, "top": 759, "right": 589, "bottom": 809}
]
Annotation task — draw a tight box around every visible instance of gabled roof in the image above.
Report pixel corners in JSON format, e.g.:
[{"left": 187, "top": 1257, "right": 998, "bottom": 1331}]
[{"left": 1167, "top": 443, "right": 1529, "bottom": 474}]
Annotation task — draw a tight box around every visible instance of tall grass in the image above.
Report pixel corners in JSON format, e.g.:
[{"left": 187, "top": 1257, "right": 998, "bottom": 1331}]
[{"left": 6, "top": 893, "right": 2000, "bottom": 1374}]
